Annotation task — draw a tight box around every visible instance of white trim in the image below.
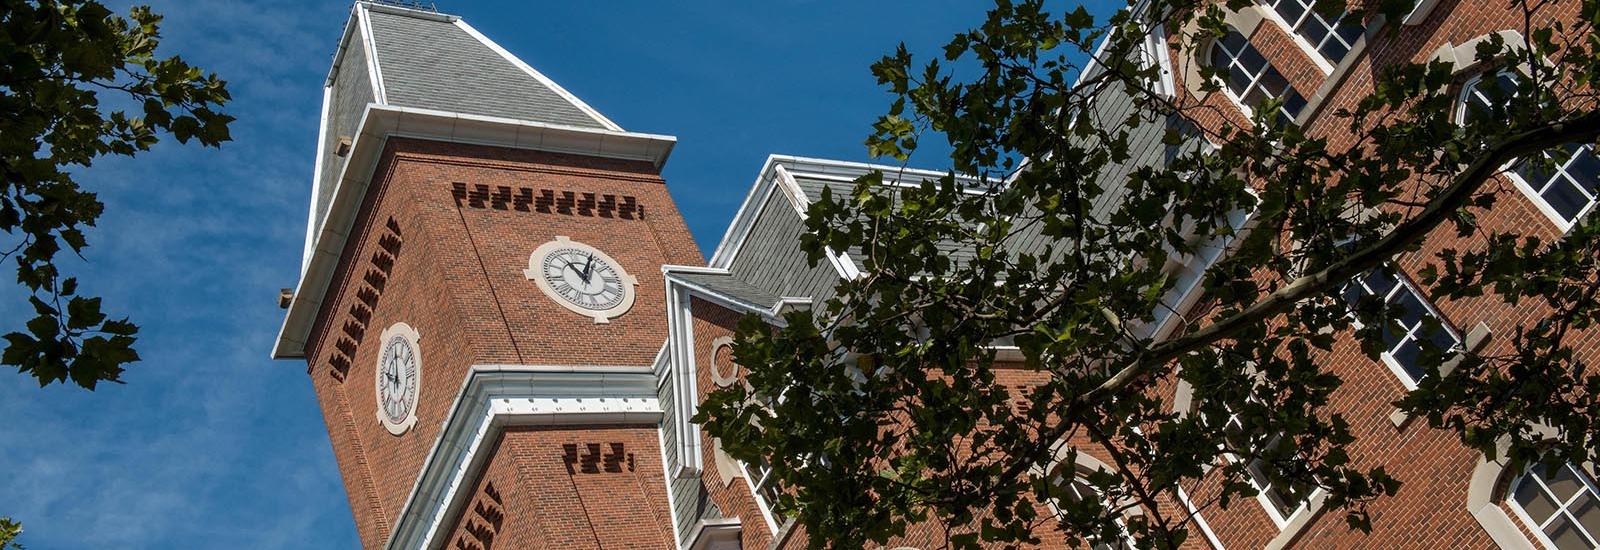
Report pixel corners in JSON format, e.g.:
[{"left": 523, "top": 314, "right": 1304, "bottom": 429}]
[
  {"left": 384, "top": 365, "right": 662, "bottom": 550},
  {"left": 1403, "top": 0, "right": 1442, "bottom": 25},
  {"left": 1507, "top": 463, "right": 1600, "bottom": 550},
  {"left": 355, "top": 4, "right": 388, "bottom": 105},
  {"left": 707, "top": 155, "right": 974, "bottom": 270},
  {"left": 303, "top": 85, "right": 333, "bottom": 273},
  {"left": 773, "top": 164, "right": 863, "bottom": 280},
  {"left": 665, "top": 280, "right": 703, "bottom": 478},
  {"left": 737, "top": 456, "right": 783, "bottom": 535},
  {"left": 657, "top": 426, "right": 688, "bottom": 548},
  {"left": 1466, "top": 452, "right": 1538, "bottom": 549},
  {"left": 271, "top": 104, "right": 677, "bottom": 359},
  {"left": 454, "top": 19, "right": 624, "bottom": 132},
  {"left": 1254, "top": 0, "right": 1338, "bottom": 74},
  {"left": 1175, "top": 486, "right": 1228, "bottom": 550},
  {"left": 1343, "top": 266, "right": 1463, "bottom": 391},
  {"left": 1456, "top": 71, "right": 1597, "bottom": 233}
]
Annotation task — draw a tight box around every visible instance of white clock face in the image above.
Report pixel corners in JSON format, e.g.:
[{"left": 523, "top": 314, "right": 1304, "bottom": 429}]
[
  {"left": 523, "top": 237, "right": 638, "bottom": 323},
  {"left": 375, "top": 323, "right": 421, "bottom": 435},
  {"left": 540, "top": 246, "right": 626, "bottom": 311}
]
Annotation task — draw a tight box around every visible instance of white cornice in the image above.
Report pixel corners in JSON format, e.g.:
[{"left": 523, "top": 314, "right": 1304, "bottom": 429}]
[
  {"left": 385, "top": 365, "right": 662, "bottom": 550},
  {"left": 271, "top": 104, "right": 677, "bottom": 360}
]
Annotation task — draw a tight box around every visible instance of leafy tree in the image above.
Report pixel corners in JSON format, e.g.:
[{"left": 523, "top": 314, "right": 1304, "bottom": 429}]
[
  {"left": 0, "top": 0, "right": 232, "bottom": 389},
  {"left": 0, "top": 517, "right": 19, "bottom": 550},
  {"left": 698, "top": 0, "right": 1600, "bottom": 548}
]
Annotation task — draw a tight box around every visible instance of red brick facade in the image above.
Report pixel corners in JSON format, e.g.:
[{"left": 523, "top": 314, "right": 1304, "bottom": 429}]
[
  {"left": 298, "top": 137, "right": 700, "bottom": 549},
  {"left": 289, "top": 2, "right": 1595, "bottom": 549},
  {"left": 1160, "top": 0, "right": 1591, "bottom": 548}
]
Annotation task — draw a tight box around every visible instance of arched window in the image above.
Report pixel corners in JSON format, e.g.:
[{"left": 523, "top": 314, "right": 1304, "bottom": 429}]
[
  {"left": 1209, "top": 28, "right": 1308, "bottom": 125},
  {"left": 1045, "top": 462, "right": 1131, "bottom": 549},
  {"left": 1459, "top": 72, "right": 1600, "bottom": 229},
  {"left": 1259, "top": 0, "right": 1366, "bottom": 66},
  {"left": 1507, "top": 462, "right": 1600, "bottom": 549}
]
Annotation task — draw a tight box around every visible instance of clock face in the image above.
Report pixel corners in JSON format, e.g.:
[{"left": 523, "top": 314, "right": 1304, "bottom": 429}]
[
  {"left": 540, "top": 247, "right": 627, "bottom": 311},
  {"left": 374, "top": 323, "right": 421, "bottom": 435},
  {"left": 523, "top": 237, "right": 638, "bottom": 323}
]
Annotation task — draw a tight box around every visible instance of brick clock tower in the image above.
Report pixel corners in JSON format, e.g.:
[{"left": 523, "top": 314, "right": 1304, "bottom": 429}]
[{"left": 272, "top": 3, "right": 701, "bottom": 548}]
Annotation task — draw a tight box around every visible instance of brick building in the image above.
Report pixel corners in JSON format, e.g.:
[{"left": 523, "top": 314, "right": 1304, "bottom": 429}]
[{"left": 272, "top": 1, "right": 1597, "bottom": 549}]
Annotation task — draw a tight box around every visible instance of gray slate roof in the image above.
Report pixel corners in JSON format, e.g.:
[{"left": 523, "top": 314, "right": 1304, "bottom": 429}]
[
  {"left": 363, "top": 7, "right": 611, "bottom": 129},
  {"left": 670, "top": 271, "right": 783, "bottom": 311}
]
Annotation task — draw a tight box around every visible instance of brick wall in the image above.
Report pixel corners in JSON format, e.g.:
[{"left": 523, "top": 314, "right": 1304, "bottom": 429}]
[
  {"left": 1162, "top": 0, "right": 1590, "bottom": 548},
  {"left": 298, "top": 137, "right": 700, "bottom": 548}
]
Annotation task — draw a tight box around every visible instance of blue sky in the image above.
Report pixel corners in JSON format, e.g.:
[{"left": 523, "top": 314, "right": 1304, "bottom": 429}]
[{"left": 0, "top": 1, "right": 1111, "bottom": 547}]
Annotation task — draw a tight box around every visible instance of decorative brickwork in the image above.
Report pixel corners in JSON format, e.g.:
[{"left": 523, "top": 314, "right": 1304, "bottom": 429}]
[{"left": 300, "top": 137, "right": 700, "bottom": 549}]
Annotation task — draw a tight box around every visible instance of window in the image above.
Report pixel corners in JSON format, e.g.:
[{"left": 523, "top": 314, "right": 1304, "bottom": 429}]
[
  {"left": 1259, "top": 0, "right": 1366, "bottom": 66},
  {"left": 1045, "top": 464, "right": 1130, "bottom": 549},
  {"left": 1220, "top": 411, "right": 1316, "bottom": 525},
  {"left": 743, "top": 452, "right": 785, "bottom": 527},
  {"left": 1340, "top": 266, "right": 1460, "bottom": 388},
  {"left": 739, "top": 393, "right": 788, "bottom": 532},
  {"left": 1459, "top": 72, "right": 1600, "bottom": 229},
  {"left": 1508, "top": 463, "right": 1600, "bottom": 549},
  {"left": 1209, "top": 29, "right": 1308, "bottom": 125}
]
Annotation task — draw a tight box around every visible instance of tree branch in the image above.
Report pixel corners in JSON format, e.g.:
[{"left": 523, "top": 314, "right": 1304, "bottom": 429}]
[{"left": 1093, "top": 109, "right": 1600, "bottom": 398}]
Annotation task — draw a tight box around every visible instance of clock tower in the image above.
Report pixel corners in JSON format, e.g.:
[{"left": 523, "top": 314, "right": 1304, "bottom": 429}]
[{"left": 272, "top": 3, "right": 700, "bottom": 548}]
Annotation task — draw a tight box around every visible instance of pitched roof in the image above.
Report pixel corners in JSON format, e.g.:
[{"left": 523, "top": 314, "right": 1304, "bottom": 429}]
[{"left": 360, "top": 5, "right": 618, "bottom": 130}]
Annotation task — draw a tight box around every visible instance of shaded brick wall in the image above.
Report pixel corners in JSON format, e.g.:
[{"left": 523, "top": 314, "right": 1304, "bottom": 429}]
[{"left": 1163, "top": 0, "right": 1590, "bottom": 548}]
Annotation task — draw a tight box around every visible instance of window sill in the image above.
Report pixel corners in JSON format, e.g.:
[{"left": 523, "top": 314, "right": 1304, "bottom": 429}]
[
  {"left": 1264, "top": 491, "right": 1328, "bottom": 550},
  {"left": 1389, "top": 322, "right": 1493, "bottom": 431}
]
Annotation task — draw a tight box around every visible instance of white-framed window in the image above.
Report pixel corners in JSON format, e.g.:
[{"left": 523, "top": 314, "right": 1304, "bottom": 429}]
[
  {"left": 1340, "top": 265, "right": 1461, "bottom": 389},
  {"left": 1219, "top": 411, "right": 1317, "bottom": 526},
  {"left": 1458, "top": 72, "right": 1600, "bottom": 231},
  {"left": 1258, "top": 0, "right": 1366, "bottom": 68},
  {"left": 739, "top": 451, "right": 786, "bottom": 532},
  {"left": 1209, "top": 28, "right": 1309, "bottom": 125},
  {"left": 1507, "top": 462, "right": 1600, "bottom": 549},
  {"left": 1044, "top": 463, "right": 1132, "bottom": 549}
]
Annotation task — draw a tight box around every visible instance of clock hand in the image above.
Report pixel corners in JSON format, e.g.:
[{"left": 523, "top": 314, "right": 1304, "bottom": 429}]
[{"left": 580, "top": 254, "right": 595, "bottom": 284}]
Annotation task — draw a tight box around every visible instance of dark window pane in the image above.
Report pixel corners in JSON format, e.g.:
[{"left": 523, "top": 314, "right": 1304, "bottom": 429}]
[
  {"left": 1336, "top": 21, "right": 1365, "bottom": 45},
  {"left": 1300, "top": 19, "right": 1330, "bottom": 47},
  {"left": 1275, "top": 0, "right": 1306, "bottom": 25},
  {"left": 1494, "top": 73, "right": 1519, "bottom": 95},
  {"left": 1392, "top": 290, "right": 1427, "bottom": 329},
  {"left": 1542, "top": 177, "right": 1588, "bottom": 221},
  {"left": 1545, "top": 516, "right": 1588, "bottom": 550},
  {"left": 1258, "top": 69, "right": 1291, "bottom": 97},
  {"left": 1239, "top": 46, "right": 1269, "bottom": 75},
  {"left": 1320, "top": 41, "right": 1350, "bottom": 65},
  {"left": 1230, "top": 67, "right": 1256, "bottom": 97},
  {"left": 1211, "top": 47, "right": 1234, "bottom": 75},
  {"left": 1576, "top": 493, "right": 1600, "bottom": 546},
  {"left": 1221, "top": 30, "right": 1249, "bottom": 55},
  {"left": 1391, "top": 338, "right": 1423, "bottom": 379},
  {"left": 1548, "top": 465, "right": 1587, "bottom": 501},
  {"left": 1341, "top": 282, "right": 1365, "bottom": 308},
  {"left": 1365, "top": 268, "right": 1397, "bottom": 297},
  {"left": 1426, "top": 326, "right": 1458, "bottom": 355},
  {"left": 1516, "top": 474, "right": 1560, "bottom": 521},
  {"left": 1566, "top": 147, "right": 1600, "bottom": 193},
  {"left": 1282, "top": 90, "right": 1308, "bottom": 118},
  {"left": 1516, "top": 154, "right": 1559, "bottom": 188}
]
